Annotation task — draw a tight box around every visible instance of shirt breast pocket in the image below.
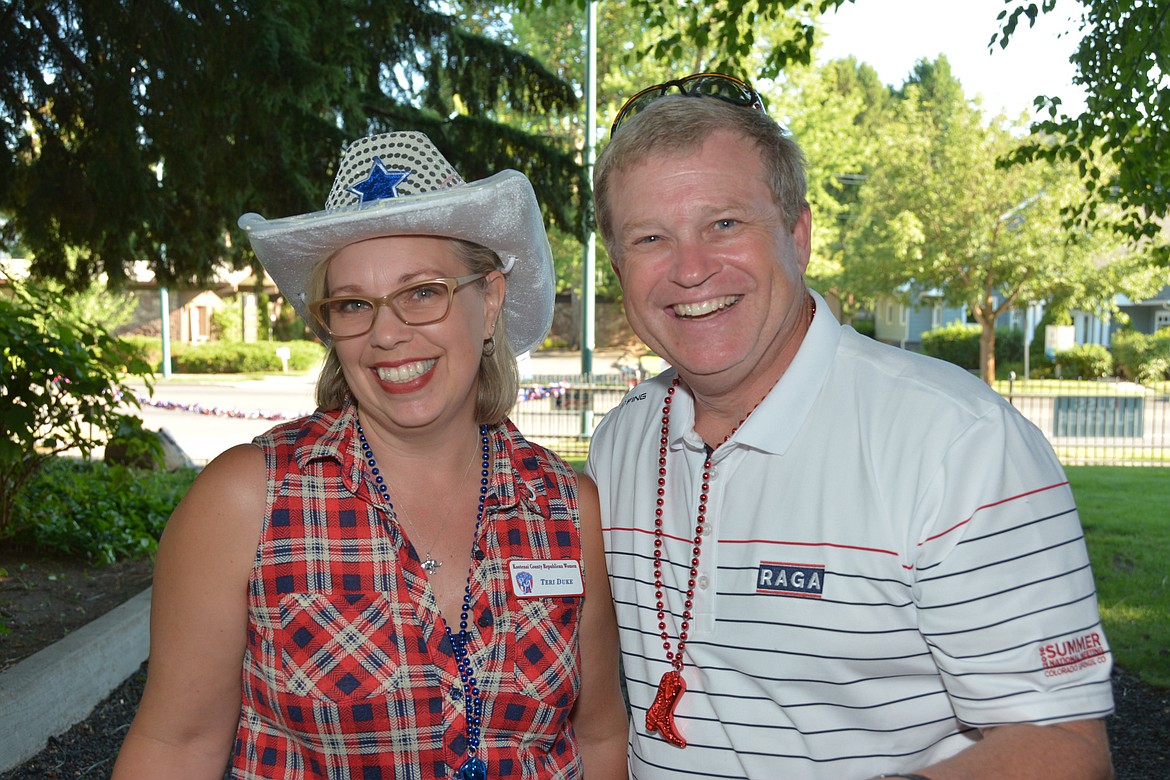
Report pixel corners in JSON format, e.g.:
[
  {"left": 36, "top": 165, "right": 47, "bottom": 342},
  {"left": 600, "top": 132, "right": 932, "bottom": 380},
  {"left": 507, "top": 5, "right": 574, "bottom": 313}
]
[
  {"left": 278, "top": 591, "right": 418, "bottom": 703},
  {"left": 507, "top": 596, "right": 580, "bottom": 708}
]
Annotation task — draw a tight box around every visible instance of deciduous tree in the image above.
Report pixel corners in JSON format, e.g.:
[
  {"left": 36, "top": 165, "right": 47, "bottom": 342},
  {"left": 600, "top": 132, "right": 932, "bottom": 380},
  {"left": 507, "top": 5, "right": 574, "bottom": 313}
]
[
  {"left": 994, "top": 0, "right": 1170, "bottom": 262},
  {"left": 582, "top": 0, "right": 1168, "bottom": 262},
  {"left": 768, "top": 55, "right": 894, "bottom": 315},
  {"left": 841, "top": 59, "right": 1160, "bottom": 383}
]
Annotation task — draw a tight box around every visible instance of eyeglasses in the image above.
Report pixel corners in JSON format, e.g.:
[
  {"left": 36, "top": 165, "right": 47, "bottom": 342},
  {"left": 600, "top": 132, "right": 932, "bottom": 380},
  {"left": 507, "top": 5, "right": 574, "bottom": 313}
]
[
  {"left": 610, "top": 72, "right": 765, "bottom": 136},
  {"left": 309, "top": 273, "right": 486, "bottom": 339}
]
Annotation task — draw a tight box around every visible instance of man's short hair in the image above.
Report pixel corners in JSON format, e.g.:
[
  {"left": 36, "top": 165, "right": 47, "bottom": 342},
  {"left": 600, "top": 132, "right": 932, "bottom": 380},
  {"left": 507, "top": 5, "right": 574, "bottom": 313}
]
[{"left": 593, "top": 95, "right": 809, "bottom": 263}]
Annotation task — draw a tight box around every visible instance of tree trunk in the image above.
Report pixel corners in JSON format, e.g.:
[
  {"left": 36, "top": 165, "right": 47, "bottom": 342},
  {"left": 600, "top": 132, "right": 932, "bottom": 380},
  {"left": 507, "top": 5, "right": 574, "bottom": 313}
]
[{"left": 980, "top": 320, "right": 997, "bottom": 385}]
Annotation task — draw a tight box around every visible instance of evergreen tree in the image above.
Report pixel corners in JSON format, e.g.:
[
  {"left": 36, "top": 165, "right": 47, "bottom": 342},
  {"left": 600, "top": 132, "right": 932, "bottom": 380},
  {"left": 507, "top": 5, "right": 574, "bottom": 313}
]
[{"left": 0, "top": 1, "right": 581, "bottom": 289}]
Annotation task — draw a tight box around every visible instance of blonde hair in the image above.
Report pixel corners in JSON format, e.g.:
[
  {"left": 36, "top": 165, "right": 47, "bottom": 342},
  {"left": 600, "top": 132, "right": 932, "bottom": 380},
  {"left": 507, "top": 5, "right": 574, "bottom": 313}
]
[
  {"left": 309, "top": 238, "right": 518, "bottom": 424},
  {"left": 594, "top": 95, "right": 808, "bottom": 264}
]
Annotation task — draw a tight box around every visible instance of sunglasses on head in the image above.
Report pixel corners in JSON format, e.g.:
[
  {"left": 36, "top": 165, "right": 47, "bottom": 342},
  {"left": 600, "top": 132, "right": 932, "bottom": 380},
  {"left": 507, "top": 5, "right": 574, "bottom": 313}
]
[{"left": 610, "top": 72, "right": 765, "bottom": 136}]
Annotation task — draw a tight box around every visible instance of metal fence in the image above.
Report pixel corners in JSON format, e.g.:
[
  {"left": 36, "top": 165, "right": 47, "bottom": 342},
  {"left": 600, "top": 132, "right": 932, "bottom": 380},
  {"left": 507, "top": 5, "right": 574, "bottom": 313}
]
[
  {"left": 1003, "top": 381, "right": 1169, "bottom": 467},
  {"left": 512, "top": 374, "right": 636, "bottom": 459},
  {"left": 516, "top": 374, "right": 1170, "bottom": 467}
]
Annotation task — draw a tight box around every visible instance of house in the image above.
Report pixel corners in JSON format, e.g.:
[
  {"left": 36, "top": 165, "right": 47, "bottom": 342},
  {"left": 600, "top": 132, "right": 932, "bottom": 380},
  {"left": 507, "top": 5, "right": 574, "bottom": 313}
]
[
  {"left": 872, "top": 288, "right": 973, "bottom": 349},
  {"left": 1074, "top": 218, "right": 1170, "bottom": 344},
  {"left": 1064, "top": 286, "right": 1170, "bottom": 349},
  {"left": 1114, "top": 285, "right": 1170, "bottom": 335},
  {"left": 873, "top": 285, "right": 1168, "bottom": 353},
  {"left": 117, "top": 263, "right": 280, "bottom": 344},
  {"left": 0, "top": 256, "right": 278, "bottom": 344}
]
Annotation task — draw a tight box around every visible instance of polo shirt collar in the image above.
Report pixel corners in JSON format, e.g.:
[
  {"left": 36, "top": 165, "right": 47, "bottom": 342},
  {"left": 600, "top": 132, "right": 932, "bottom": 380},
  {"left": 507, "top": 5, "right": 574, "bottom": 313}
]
[
  {"left": 738, "top": 289, "right": 838, "bottom": 455},
  {"left": 670, "top": 289, "right": 839, "bottom": 459}
]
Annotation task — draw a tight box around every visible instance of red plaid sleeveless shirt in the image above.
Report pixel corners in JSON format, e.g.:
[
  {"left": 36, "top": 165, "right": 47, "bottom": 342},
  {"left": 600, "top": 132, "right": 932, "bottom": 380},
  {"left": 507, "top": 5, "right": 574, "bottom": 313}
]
[{"left": 233, "top": 401, "right": 583, "bottom": 778}]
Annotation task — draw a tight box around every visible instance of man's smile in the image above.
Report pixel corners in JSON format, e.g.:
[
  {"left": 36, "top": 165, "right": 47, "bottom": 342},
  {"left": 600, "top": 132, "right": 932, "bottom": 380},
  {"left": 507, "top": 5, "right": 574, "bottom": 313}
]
[{"left": 672, "top": 295, "right": 741, "bottom": 320}]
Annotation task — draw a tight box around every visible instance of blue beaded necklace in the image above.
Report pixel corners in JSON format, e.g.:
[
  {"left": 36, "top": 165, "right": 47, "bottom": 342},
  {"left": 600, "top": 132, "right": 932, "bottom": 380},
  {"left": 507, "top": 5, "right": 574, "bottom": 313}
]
[{"left": 358, "top": 422, "right": 492, "bottom": 780}]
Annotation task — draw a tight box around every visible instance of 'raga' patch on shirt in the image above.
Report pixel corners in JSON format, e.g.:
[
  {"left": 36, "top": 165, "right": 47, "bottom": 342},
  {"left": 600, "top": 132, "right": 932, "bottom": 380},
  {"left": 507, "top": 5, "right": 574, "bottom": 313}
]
[{"left": 756, "top": 561, "right": 826, "bottom": 598}]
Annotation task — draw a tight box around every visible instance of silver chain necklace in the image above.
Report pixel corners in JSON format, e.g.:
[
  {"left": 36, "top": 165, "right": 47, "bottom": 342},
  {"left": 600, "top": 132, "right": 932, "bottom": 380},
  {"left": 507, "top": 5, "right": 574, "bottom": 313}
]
[{"left": 358, "top": 424, "right": 479, "bottom": 575}]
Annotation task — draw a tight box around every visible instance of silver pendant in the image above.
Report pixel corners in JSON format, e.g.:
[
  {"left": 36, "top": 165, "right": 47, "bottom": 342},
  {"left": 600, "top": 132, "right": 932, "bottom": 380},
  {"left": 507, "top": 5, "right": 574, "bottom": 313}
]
[{"left": 422, "top": 554, "right": 442, "bottom": 575}]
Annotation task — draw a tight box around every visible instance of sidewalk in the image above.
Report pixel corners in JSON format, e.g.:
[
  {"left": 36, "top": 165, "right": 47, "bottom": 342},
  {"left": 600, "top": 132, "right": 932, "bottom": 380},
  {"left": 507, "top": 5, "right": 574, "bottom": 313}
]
[{"left": 523, "top": 348, "right": 629, "bottom": 376}]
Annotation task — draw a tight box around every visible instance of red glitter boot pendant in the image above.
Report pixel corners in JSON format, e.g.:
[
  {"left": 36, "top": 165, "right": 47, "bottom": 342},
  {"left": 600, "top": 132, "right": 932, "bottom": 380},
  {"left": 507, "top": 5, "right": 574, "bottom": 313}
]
[{"left": 645, "top": 670, "right": 687, "bottom": 747}]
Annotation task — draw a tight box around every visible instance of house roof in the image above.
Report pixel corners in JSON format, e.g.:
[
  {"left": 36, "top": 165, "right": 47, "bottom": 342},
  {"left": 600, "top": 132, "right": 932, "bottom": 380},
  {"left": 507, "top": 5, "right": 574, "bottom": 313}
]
[{"left": 1116, "top": 285, "right": 1170, "bottom": 307}]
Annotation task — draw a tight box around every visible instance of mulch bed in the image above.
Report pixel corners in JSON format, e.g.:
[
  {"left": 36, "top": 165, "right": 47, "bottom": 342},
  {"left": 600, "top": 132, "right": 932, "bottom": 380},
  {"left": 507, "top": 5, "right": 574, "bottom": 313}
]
[
  {"left": 1, "top": 549, "right": 1167, "bottom": 778},
  {"left": 2, "top": 666, "right": 1166, "bottom": 778},
  {"left": 0, "top": 550, "right": 154, "bottom": 674}
]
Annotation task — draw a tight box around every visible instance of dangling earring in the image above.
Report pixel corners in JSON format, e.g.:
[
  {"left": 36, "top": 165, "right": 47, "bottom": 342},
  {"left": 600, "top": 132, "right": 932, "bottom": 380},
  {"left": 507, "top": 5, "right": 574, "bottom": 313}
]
[{"left": 482, "top": 336, "right": 496, "bottom": 357}]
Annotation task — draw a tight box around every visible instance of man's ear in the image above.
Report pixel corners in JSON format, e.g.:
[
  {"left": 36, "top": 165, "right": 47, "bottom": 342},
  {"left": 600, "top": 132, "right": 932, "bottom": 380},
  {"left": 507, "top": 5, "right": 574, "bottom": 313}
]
[
  {"left": 610, "top": 259, "right": 622, "bottom": 284},
  {"left": 793, "top": 206, "right": 812, "bottom": 275}
]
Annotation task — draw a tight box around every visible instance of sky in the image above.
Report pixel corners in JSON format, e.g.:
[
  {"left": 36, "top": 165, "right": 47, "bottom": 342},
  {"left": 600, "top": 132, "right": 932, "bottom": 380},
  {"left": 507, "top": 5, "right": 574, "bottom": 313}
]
[{"left": 817, "top": 0, "right": 1088, "bottom": 119}]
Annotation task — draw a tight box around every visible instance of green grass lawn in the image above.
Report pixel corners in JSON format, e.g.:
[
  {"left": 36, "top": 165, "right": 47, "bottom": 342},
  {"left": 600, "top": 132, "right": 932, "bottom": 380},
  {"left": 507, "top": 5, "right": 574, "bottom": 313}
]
[
  {"left": 991, "top": 378, "right": 1152, "bottom": 395},
  {"left": 1067, "top": 466, "right": 1170, "bottom": 688},
  {"left": 571, "top": 458, "right": 1169, "bottom": 688}
]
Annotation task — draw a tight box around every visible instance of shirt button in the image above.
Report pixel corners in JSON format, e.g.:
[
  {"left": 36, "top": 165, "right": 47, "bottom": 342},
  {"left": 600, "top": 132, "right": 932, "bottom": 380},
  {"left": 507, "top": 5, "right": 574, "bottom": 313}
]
[
  {"left": 451, "top": 686, "right": 463, "bottom": 701},
  {"left": 700, "top": 523, "right": 713, "bottom": 537},
  {"left": 697, "top": 575, "right": 710, "bottom": 590}
]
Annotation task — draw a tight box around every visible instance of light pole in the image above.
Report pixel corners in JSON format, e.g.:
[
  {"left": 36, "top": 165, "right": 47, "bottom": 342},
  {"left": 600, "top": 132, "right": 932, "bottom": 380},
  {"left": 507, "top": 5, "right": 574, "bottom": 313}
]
[
  {"left": 579, "top": 0, "right": 598, "bottom": 437},
  {"left": 157, "top": 160, "right": 172, "bottom": 379},
  {"left": 580, "top": 0, "right": 597, "bottom": 378}
]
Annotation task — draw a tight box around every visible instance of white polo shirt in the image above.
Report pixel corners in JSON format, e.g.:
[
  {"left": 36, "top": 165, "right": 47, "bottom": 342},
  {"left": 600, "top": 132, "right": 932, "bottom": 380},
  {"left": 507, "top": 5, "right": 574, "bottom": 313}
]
[{"left": 586, "top": 291, "right": 1114, "bottom": 779}]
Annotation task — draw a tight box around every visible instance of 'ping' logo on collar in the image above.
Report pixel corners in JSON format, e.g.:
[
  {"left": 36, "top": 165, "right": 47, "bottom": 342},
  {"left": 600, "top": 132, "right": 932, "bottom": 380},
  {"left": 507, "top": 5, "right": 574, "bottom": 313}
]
[{"left": 756, "top": 561, "right": 826, "bottom": 598}]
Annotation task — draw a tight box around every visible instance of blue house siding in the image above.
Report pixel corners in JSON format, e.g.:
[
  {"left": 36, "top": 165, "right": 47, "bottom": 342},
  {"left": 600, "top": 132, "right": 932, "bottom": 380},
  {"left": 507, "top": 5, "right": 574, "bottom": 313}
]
[
  {"left": 1069, "top": 286, "right": 1170, "bottom": 346},
  {"left": 1116, "top": 285, "right": 1170, "bottom": 335},
  {"left": 873, "top": 294, "right": 968, "bottom": 348},
  {"left": 874, "top": 282, "right": 1168, "bottom": 353},
  {"left": 908, "top": 306, "right": 935, "bottom": 340}
]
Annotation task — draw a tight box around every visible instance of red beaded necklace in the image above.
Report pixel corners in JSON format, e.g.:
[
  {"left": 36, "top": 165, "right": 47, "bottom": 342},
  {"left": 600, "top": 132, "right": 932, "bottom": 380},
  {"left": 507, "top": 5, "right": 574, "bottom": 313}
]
[{"left": 645, "top": 296, "right": 815, "bottom": 749}]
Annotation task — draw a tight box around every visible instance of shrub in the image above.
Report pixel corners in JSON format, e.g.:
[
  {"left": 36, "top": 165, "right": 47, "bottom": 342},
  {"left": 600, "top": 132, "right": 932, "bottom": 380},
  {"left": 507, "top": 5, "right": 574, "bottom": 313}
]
[
  {"left": 104, "top": 416, "right": 166, "bottom": 469},
  {"left": 995, "top": 327, "right": 1025, "bottom": 364},
  {"left": 210, "top": 296, "right": 244, "bottom": 342},
  {"left": 1111, "top": 329, "right": 1170, "bottom": 384},
  {"left": 1, "top": 279, "right": 154, "bottom": 538},
  {"left": 270, "top": 296, "right": 314, "bottom": 341},
  {"left": 921, "top": 322, "right": 1023, "bottom": 369},
  {"left": 922, "top": 322, "right": 980, "bottom": 367},
  {"left": 1110, "top": 330, "right": 1145, "bottom": 380},
  {"left": 119, "top": 334, "right": 161, "bottom": 366},
  {"left": 120, "top": 337, "right": 325, "bottom": 374},
  {"left": 172, "top": 341, "right": 277, "bottom": 373},
  {"left": 11, "top": 457, "right": 197, "bottom": 564},
  {"left": 1056, "top": 344, "right": 1114, "bottom": 379},
  {"left": 850, "top": 317, "right": 876, "bottom": 338},
  {"left": 1137, "top": 355, "right": 1170, "bottom": 384}
]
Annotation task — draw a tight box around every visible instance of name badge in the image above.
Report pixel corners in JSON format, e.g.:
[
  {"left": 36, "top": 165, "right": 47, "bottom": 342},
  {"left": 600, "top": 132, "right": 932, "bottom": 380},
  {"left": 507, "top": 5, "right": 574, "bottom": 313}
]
[{"left": 509, "top": 559, "right": 584, "bottom": 598}]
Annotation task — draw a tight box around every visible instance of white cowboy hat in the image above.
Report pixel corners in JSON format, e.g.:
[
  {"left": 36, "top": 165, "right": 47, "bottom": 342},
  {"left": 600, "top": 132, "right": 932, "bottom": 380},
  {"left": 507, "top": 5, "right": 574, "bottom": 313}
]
[{"left": 238, "top": 131, "right": 555, "bottom": 354}]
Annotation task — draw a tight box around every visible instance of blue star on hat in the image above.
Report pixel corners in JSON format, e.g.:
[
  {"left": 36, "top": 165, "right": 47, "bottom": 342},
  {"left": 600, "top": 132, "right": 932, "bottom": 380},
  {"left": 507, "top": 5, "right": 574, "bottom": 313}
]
[{"left": 348, "top": 157, "right": 411, "bottom": 203}]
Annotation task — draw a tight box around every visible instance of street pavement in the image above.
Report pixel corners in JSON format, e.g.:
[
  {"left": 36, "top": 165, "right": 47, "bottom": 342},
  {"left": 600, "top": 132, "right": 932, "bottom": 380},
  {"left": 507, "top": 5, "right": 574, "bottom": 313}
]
[{"left": 124, "top": 349, "right": 629, "bottom": 466}]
